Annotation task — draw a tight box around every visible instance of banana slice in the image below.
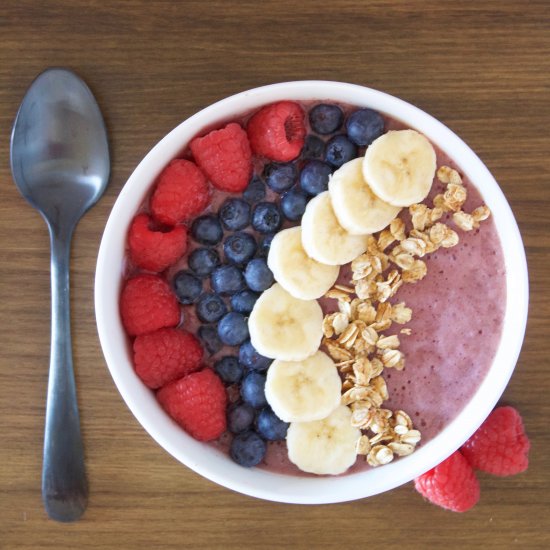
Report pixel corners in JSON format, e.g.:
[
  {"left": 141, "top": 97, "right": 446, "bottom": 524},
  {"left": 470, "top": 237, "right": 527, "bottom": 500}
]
[
  {"left": 286, "top": 406, "right": 361, "bottom": 475},
  {"left": 301, "top": 191, "right": 369, "bottom": 266},
  {"left": 248, "top": 283, "right": 323, "bottom": 361},
  {"left": 265, "top": 351, "right": 341, "bottom": 422},
  {"left": 329, "top": 157, "right": 401, "bottom": 234},
  {"left": 267, "top": 227, "right": 340, "bottom": 300},
  {"left": 363, "top": 129, "right": 436, "bottom": 207}
]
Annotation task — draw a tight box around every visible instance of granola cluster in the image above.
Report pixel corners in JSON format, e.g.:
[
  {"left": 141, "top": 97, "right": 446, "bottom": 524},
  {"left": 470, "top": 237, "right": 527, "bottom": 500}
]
[{"left": 322, "top": 165, "right": 491, "bottom": 467}]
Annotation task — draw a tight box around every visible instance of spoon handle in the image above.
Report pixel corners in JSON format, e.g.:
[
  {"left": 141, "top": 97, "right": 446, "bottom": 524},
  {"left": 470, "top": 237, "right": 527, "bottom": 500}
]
[{"left": 42, "top": 223, "right": 88, "bottom": 522}]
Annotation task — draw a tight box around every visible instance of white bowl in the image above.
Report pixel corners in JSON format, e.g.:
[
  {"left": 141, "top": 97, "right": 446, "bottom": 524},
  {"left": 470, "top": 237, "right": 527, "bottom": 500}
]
[{"left": 95, "top": 81, "right": 528, "bottom": 504}]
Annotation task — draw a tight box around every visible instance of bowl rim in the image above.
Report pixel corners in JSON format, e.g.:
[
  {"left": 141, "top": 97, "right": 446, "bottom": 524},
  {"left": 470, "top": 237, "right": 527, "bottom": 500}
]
[{"left": 95, "top": 80, "right": 529, "bottom": 504}]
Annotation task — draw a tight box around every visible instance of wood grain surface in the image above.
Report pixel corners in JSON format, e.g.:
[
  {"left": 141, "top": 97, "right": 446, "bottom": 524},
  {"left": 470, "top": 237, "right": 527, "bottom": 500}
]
[{"left": 1, "top": 1, "right": 549, "bottom": 548}]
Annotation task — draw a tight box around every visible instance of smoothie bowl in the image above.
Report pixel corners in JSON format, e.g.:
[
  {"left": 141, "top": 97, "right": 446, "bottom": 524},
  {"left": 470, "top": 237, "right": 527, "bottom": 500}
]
[{"left": 95, "top": 81, "right": 528, "bottom": 503}]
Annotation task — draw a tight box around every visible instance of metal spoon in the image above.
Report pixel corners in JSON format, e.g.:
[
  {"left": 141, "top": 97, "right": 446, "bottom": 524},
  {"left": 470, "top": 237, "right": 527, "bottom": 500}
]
[{"left": 10, "top": 68, "right": 110, "bottom": 522}]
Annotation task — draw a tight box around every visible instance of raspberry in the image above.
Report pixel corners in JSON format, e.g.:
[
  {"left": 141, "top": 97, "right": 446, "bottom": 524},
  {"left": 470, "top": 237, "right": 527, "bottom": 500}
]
[
  {"left": 190, "top": 123, "right": 252, "bottom": 193},
  {"left": 247, "top": 101, "right": 306, "bottom": 162},
  {"left": 120, "top": 274, "right": 180, "bottom": 336},
  {"left": 150, "top": 159, "right": 209, "bottom": 226},
  {"left": 128, "top": 213, "right": 188, "bottom": 272},
  {"left": 414, "top": 451, "right": 480, "bottom": 512},
  {"left": 461, "top": 406, "right": 530, "bottom": 476},
  {"left": 133, "top": 328, "right": 203, "bottom": 389},
  {"left": 157, "top": 369, "right": 227, "bottom": 441}
]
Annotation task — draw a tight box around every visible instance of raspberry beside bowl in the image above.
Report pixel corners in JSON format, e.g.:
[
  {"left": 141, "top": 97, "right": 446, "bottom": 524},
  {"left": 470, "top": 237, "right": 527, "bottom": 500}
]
[{"left": 94, "top": 81, "right": 528, "bottom": 503}]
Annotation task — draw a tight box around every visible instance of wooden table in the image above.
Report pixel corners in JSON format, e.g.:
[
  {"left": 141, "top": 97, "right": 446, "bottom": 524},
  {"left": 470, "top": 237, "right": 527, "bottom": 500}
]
[{"left": 1, "top": 1, "right": 548, "bottom": 548}]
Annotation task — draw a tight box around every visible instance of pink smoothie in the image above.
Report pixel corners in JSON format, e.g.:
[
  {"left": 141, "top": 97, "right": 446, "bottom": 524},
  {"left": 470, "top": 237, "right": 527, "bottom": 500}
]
[
  {"left": 122, "top": 105, "right": 507, "bottom": 477},
  {"left": 258, "top": 148, "right": 506, "bottom": 476}
]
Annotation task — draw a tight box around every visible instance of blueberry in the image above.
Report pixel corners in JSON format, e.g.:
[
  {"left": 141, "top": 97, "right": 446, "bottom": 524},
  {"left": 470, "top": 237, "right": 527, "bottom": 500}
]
[
  {"left": 256, "top": 408, "right": 289, "bottom": 441},
  {"left": 309, "top": 103, "right": 344, "bottom": 135},
  {"left": 301, "top": 134, "right": 325, "bottom": 159},
  {"left": 211, "top": 265, "right": 246, "bottom": 295},
  {"left": 300, "top": 160, "right": 332, "bottom": 196},
  {"left": 251, "top": 202, "right": 283, "bottom": 234},
  {"left": 219, "top": 198, "right": 251, "bottom": 231},
  {"left": 198, "top": 325, "right": 223, "bottom": 355},
  {"left": 244, "top": 258, "right": 274, "bottom": 292},
  {"left": 258, "top": 234, "right": 275, "bottom": 257},
  {"left": 214, "top": 356, "right": 244, "bottom": 385},
  {"left": 217, "top": 312, "right": 249, "bottom": 346},
  {"left": 324, "top": 135, "right": 358, "bottom": 168},
  {"left": 188, "top": 247, "right": 220, "bottom": 278},
  {"left": 264, "top": 162, "right": 297, "bottom": 193},
  {"left": 231, "top": 289, "right": 260, "bottom": 314},
  {"left": 172, "top": 271, "right": 202, "bottom": 304},
  {"left": 345, "top": 108, "right": 384, "bottom": 146},
  {"left": 240, "top": 372, "right": 267, "bottom": 408},
  {"left": 230, "top": 430, "right": 266, "bottom": 467},
  {"left": 191, "top": 215, "right": 223, "bottom": 245},
  {"left": 196, "top": 292, "right": 227, "bottom": 323},
  {"left": 239, "top": 340, "right": 271, "bottom": 372},
  {"left": 227, "top": 403, "right": 256, "bottom": 434},
  {"left": 223, "top": 232, "right": 257, "bottom": 265},
  {"left": 243, "top": 176, "right": 267, "bottom": 203},
  {"left": 281, "top": 187, "right": 308, "bottom": 221}
]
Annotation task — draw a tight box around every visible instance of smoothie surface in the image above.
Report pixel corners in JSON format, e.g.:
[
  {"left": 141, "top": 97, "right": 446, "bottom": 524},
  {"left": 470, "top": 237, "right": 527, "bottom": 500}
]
[
  {"left": 123, "top": 105, "right": 507, "bottom": 477},
  {"left": 258, "top": 126, "right": 506, "bottom": 476}
]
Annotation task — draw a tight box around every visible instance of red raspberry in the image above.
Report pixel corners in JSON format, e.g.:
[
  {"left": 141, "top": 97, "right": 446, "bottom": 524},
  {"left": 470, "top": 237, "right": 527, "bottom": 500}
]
[
  {"left": 247, "top": 101, "right": 306, "bottom": 162},
  {"left": 128, "top": 213, "right": 187, "bottom": 272},
  {"left": 133, "top": 328, "right": 203, "bottom": 389},
  {"left": 157, "top": 369, "right": 227, "bottom": 441},
  {"left": 414, "top": 450, "right": 480, "bottom": 512},
  {"left": 461, "top": 406, "right": 530, "bottom": 476},
  {"left": 120, "top": 274, "right": 180, "bottom": 337},
  {"left": 190, "top": 123, "right": 252, "bottom": 193},
  {"left": 150, "top": 159, "right": 209, "bottom": 226}
]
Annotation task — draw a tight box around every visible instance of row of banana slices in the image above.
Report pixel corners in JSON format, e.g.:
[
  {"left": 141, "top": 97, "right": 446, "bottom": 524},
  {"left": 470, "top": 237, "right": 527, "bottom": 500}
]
[{"left": 247, "top": 130, "right": 437, "bottom": 475}]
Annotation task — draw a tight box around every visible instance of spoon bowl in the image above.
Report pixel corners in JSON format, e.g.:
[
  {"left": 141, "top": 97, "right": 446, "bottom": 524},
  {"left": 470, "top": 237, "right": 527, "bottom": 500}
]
[
  {"left": 11, "top": 68, "right": 109, "bottom": 225},
  {"left": 10, "top": 68, "right": 110, "bottom": 522}
]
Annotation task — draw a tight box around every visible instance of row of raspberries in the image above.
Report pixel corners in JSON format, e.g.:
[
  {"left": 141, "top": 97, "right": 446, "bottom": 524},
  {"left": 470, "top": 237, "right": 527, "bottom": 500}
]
[
  {"left": 415, "top": 406, "right": 530, "bottom": 512},
  {"left": 128, "top": 102, "right": 307, "bottom": 273},
  {"left": 121, "top": 102, "right": 308, "bottom": 441}
]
